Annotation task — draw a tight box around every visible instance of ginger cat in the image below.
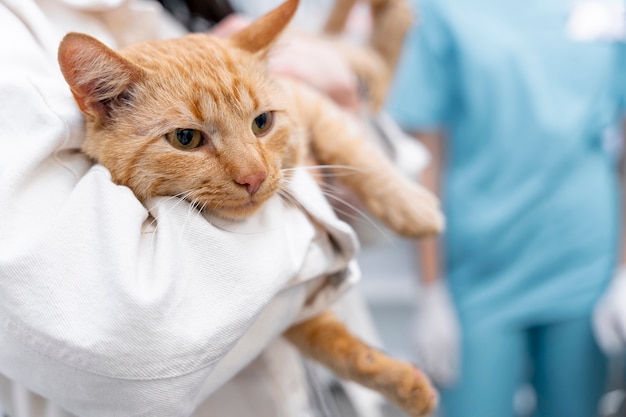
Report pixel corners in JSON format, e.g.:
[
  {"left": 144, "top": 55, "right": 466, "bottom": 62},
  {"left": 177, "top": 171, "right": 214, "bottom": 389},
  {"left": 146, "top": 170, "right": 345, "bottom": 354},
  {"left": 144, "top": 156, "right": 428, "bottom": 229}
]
[{"left": 57, "top": 0, "right": 442, "bottom": 415}]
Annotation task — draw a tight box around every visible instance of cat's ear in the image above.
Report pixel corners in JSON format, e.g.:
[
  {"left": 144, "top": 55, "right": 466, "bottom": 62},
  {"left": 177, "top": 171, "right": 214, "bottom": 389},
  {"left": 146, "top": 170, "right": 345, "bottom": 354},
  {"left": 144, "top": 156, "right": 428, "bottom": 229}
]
[
  {"left": 229, "top": 0, "right": 298, "bottom": 55},
  {"left": 58, "top": 32, "right": 144, "bottom": 122}
]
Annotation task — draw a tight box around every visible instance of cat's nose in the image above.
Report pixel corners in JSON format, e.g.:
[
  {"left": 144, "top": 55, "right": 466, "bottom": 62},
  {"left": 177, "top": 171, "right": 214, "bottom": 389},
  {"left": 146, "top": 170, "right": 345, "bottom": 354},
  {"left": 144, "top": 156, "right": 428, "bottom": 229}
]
[{"left": 237, "top": 172, "right": 267, "bottom": 195}]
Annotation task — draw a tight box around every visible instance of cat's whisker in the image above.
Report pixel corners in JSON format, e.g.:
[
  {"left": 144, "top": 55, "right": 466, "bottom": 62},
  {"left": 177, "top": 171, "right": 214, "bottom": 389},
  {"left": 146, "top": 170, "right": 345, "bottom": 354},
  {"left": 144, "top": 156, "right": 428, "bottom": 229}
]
[
  {"left": 318, "top": 189, "right": 393, "bottom": 243},
  {"left": 316, "top": 180, "right": 352, "bottom": 198},
  {"left": 148, "top": 191, "right": 195, "bottom": 248},
  {"left": 278, "top": 180, "right": 392, "bottom": 243},
  {"left": 186, "top": 194, "right": 233, "bottom": 228},
  {"left": 277, "top": 188, "right": 305, "bottom": 212},
  {"left": 145, "top": 194, "right": 184, "bottom": 218},
  {"left": 279, "top": 176, "right": 346, "bottom": 206},
  {"left": 181, "top": 197, "right": 200, "bottom": 236},
  {"left": 146, "top": 191, "right": 194, "bottom": 229},
  {"left": 281, "top": 164, "right": 375, "bottom": 177},
  {"left": 196, "top": 200, "right": 220, "bottom": 229},
  {"left": 282, "top": 164, "right": 368, "bottom": 172},
  {"left": 148, "top": 192, "right": 192, "bottom": 222}
]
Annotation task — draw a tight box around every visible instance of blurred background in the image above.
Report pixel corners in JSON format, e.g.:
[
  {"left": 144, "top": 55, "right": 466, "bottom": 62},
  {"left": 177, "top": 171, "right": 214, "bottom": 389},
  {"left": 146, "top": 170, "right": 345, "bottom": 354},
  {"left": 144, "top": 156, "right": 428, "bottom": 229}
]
[{"left": 353, "top": 236, "right": 626, "bottom": 417}]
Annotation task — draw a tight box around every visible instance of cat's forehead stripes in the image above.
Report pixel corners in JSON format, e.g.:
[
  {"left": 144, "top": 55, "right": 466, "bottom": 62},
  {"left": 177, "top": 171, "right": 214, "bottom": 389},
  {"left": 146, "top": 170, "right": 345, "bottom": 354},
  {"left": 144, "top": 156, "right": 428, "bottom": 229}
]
[
  {"left": 123, "top": 34, "right": 273, "bottom": 127},
  {"left": 173, "top": 37, "right": 265, "bottom": 116},
  {"left": 200, "top": 45, "right": 264, "bottom": 114},
  {"left": 219, "top": 47, "right": 263, "bottom": 110}
]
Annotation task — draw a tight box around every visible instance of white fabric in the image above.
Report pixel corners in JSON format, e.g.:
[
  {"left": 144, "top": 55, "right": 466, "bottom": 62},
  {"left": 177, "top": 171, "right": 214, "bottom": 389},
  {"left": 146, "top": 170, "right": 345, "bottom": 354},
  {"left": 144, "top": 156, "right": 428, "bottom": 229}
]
[
  {"left": 0, "top": 0, "right": 360, "bottom": 416},
  {"left": 192, "top": 338, "right": 315, "bottom": 417},
  {"left": 593, "top": 266, "right": 626, "bottom": 356},
  {"left": 411, "top": 280, "right": 460, "bottom": 387}
]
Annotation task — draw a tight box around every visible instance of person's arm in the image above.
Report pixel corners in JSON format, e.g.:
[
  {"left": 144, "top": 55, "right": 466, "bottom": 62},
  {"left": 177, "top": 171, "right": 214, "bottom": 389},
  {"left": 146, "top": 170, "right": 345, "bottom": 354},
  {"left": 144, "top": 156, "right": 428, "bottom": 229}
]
[
  {"left": 0, "top": 77, "right": 357, "bottom": 417},
  {"left": 407, "top": 130, "right": 460, "bottom": 387},
  {"left": 0, "top": 2, "right": 358, "bottom": 416},
  {"left": 414, "top": 130, "right": 444, "bottom": 285}
]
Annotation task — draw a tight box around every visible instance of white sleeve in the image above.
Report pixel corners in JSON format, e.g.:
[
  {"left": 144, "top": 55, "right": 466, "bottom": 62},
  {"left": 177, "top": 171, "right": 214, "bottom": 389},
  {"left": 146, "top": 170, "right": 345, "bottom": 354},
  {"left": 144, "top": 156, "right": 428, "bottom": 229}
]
[{"left": 0, "top": 2, "right": 359, "bottom": 416}]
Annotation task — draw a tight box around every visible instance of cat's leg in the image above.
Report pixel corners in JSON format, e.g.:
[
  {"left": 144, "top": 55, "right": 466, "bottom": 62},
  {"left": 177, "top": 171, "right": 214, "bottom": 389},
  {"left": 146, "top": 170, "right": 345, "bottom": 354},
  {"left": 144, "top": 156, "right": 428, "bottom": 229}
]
[
  {"left": 284, "top": 311, "right": 438, "bottom": 417},
  {"left": 368, "top": 0, "right": 414, "bottom": 78},
  {"left": 287, "top": 79, "right": 443, "bottom": 237},
  {"left": 334, "top": 154, "right": 444, "bottom": 238},
  {"left": 324, "top": 0, "right": 414, "bottom": 111},
  {"left": 323, "top": 0, "right": 357, "bottom": 34}
]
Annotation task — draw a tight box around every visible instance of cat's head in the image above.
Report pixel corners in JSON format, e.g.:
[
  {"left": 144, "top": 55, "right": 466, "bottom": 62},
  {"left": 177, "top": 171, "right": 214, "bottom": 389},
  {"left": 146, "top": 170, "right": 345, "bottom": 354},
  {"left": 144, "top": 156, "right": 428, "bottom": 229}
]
[{"left": 58, "top": 0, "right": 303, "bottom": 219}]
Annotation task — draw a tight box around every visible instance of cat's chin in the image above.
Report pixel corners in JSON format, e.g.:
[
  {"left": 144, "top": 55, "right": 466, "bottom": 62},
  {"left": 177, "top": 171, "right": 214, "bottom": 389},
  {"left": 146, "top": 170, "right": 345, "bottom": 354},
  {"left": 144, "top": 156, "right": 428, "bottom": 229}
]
[{"left": 214, "top": 200, "right": 264, "bottom": 220}]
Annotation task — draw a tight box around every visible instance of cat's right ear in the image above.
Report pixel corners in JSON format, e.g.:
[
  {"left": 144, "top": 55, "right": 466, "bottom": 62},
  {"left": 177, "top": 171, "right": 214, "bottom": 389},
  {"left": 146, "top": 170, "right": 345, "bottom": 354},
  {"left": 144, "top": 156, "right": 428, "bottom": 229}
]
[
  {"left": 58, "top": 33, "right": 144, "bottom": 122},
  {"left": 228, "top": 0, "right": 299, "bottom": 56}
]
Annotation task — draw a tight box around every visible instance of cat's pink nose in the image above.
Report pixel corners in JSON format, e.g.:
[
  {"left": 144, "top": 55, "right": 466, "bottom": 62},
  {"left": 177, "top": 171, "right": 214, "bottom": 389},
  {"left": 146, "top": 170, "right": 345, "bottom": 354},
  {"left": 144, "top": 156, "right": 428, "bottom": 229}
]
[{"left": 237, "top": 172, "right": 266, "bottom": 195}]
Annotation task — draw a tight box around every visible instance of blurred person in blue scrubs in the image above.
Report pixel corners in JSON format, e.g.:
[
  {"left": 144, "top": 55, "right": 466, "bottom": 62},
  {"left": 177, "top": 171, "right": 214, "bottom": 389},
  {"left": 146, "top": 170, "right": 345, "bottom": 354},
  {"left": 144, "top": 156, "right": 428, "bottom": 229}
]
[{"left": 386, "top": 0, "right": 626, "bottom": 416}]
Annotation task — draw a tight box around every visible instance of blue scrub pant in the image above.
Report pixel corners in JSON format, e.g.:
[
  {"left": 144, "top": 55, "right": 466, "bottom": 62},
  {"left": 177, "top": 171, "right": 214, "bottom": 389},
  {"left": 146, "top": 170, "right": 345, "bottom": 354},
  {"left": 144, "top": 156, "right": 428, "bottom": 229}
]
[{"left": 439, "top": 317, "right": 607, "bottom": 417}]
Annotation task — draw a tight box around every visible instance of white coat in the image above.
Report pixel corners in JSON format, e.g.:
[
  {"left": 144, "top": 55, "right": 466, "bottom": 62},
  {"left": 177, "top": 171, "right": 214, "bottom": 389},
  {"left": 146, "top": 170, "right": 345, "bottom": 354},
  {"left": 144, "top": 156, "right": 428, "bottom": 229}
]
[{"left": 0, "top": 0, "right": 360, "bottom": 415}]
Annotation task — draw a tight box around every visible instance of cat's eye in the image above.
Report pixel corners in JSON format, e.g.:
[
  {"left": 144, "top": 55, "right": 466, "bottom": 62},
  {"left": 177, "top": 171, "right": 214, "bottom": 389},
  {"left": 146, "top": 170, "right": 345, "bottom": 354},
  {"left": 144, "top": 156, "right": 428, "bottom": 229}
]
[
  {"left": 251, "top": 112, "right": 274, "bottom": 136},
  {"left": 166, "top": 128, "right": 203, "bottom": 150}
]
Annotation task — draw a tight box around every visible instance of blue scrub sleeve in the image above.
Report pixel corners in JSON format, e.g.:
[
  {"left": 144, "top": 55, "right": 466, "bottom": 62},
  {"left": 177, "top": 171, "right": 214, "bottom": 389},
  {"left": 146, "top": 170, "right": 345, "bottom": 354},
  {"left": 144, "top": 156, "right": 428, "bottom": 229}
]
[{"left": 386, "top": 0, "right": 454, "bottom": 132}]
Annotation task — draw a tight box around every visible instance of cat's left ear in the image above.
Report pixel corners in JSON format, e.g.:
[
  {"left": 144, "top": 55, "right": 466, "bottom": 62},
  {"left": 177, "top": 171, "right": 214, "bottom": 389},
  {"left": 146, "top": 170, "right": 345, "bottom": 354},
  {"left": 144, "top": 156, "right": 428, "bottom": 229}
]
[
  {"left": 228, "top": 0, "right": 299, "bottom": 56},
  {"left": 58, "top": 32, "right": 145, "bottom": 123}
]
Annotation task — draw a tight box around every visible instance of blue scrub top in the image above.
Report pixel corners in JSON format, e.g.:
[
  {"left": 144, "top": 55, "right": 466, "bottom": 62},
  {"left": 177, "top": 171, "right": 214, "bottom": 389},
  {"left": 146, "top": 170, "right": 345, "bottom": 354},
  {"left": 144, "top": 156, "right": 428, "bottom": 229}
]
[{"left": 387, "top": 0, "right": 626, "bottom": 325}]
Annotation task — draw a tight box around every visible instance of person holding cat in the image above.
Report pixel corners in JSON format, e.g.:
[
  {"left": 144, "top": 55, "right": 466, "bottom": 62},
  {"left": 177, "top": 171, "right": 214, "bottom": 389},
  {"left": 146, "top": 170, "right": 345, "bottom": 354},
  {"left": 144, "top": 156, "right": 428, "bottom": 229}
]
[
  {"left": 386, "top": 0, "right": 626, "bottom": 416},
  {"left": 0, "top": 0, "right": 365, "bottom": 416},
  {"left": 0, "top": 0, "right": 444, "bottom": 416}
]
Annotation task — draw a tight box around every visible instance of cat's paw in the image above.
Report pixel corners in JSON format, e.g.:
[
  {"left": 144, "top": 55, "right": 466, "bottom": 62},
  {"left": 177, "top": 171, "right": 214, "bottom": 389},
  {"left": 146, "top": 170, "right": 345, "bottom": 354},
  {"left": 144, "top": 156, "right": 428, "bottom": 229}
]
[
  {"left": 396, "top": 366, "right": 439, "bottom": 417},
  {"left": 357, "top": 349, "right": 438, "bottom": 417},
  {"left": 365, "top": 180, "right": 444, "bottom": 238},
  {"left": 397, "top": 368, "right": 439, "bottom": 417}
]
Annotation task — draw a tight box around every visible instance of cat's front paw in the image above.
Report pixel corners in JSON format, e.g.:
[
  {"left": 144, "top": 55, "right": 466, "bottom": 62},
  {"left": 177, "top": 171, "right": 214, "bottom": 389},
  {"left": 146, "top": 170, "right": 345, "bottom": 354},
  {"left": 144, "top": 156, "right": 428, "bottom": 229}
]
[{"left": 366, "top": 181, "right": 444, "bottom": 238}]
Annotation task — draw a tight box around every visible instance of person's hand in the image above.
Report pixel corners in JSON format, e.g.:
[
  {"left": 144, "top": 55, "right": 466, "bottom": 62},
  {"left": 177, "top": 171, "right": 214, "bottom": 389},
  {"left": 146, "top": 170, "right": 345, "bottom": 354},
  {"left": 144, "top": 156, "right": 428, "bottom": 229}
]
[
  {"left": 593, "top": 266, "right": 626, "bottom": 355},
  {"left": 412, "top": 279, "right": 460, "bottom": 387},
  {"left": 209, "top": 14, "right": 251, "bottom": 37},
  {"left": 269, "top": 34, "right": 361, "bottom": 111},
  {"left": 212, "top": 16, "right": 360, "bottom": 110}
]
